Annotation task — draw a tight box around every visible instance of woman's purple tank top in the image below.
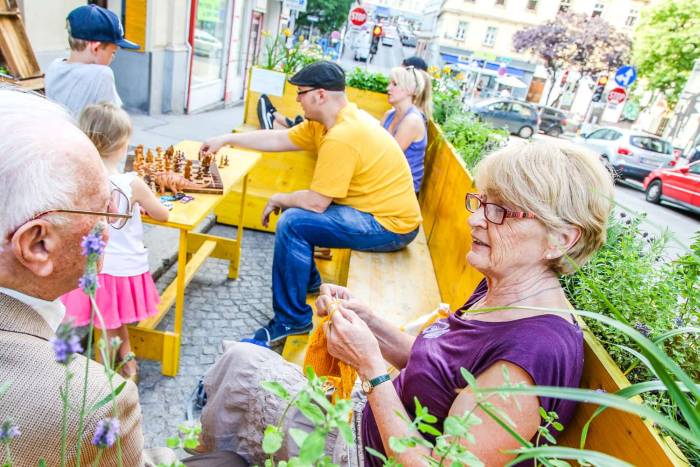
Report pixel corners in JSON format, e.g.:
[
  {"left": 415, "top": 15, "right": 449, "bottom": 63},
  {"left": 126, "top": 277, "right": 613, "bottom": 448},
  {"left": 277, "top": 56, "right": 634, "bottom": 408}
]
[{"left": 383, "top": 106, "right": 427, "bottom": 192}]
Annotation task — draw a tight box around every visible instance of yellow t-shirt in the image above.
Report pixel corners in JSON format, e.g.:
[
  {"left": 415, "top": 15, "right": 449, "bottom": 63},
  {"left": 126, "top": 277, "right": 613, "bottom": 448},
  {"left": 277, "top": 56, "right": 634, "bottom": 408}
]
[{"left": 288, "top": 103, "right": 422, "bottom": 234}]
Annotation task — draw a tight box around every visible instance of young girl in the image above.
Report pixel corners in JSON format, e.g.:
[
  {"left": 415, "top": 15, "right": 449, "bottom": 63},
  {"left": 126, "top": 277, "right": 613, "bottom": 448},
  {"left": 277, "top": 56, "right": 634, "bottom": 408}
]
[
  {"left": 381, "top": 66, "right": 433, "bottom": 194},
  {"left": 61, "top": 102, "right": 169, "bottom": 380}
]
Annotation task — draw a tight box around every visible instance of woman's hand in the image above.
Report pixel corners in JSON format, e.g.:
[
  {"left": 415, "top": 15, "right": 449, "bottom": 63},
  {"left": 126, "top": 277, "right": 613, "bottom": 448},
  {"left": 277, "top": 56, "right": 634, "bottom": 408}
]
[
  {"left": 325, "top": 304, "right": 386, "bottom": 380},
  {"left": 316, "top": 284, "right": 375, "bottom": 323}
]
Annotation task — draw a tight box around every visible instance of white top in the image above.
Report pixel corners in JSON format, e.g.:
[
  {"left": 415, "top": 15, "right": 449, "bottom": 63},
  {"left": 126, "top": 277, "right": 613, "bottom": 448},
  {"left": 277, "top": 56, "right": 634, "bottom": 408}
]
[
  {"left": 45, "top": 59, "right": 122, "bottom": 118},
  {"left": 101, "top": 173, "right": 150, "bottom": 277},
  {"left": 0, "top": 287, "right": 66, "bottom": 332}
]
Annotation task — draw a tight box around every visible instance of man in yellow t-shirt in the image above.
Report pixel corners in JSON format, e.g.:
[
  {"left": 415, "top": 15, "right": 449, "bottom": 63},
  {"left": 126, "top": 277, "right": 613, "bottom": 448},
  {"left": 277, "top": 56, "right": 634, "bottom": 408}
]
[{"left": 201, "top": 61, "right": 421, "bottom": 347}]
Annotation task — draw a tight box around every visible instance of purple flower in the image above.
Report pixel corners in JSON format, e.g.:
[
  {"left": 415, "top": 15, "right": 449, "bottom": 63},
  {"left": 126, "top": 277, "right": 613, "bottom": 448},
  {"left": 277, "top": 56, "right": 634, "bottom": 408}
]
[
  {"left": 0, "top": 420, "right": 20, "bottom": 443},
  {"left": 80, "top": 229, "right": 106, "bottom": 257},
  {"left": 50, "top": 322, "right": 83, "bottom": 364},
  {"left": 634, "top": 322, "right": 651, "bottom": 338},
  {"left": 92, "top": 418, "right": 120, "bottom": 448},
  {"left": 78, "top": 274, "right": 99, "bottom": 294},
  {"left": 674, "top": 316, "right": 684, "bottom": 328}
]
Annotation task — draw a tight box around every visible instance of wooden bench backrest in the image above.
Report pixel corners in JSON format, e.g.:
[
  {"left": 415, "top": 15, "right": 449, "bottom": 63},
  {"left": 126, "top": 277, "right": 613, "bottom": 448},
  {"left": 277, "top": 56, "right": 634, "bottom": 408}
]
[
  {"left": 418, "top": 121, "right": 687, "bottom": 465},
  {"left": 243, "top": 70, "right": 391, "bottom": 128}
]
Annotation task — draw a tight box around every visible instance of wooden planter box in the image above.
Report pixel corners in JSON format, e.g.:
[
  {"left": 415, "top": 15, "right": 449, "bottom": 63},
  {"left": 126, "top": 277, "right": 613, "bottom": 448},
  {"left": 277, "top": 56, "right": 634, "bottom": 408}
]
[
  {"left": 420, "top": 120, "right": 688, "bottom": 466},
  {"left": 215, "top": 67, "right": 391, "bottom": 231}
]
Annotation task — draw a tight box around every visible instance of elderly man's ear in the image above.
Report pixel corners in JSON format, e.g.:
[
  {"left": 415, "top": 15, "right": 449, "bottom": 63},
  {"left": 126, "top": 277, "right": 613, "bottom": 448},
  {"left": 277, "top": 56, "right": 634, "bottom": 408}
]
[
  {"left": 10, "top": 220, "right": 60, "bottom": 277},
  {"left": 546, "top": 225, "right": 582, "bottom": 260}
]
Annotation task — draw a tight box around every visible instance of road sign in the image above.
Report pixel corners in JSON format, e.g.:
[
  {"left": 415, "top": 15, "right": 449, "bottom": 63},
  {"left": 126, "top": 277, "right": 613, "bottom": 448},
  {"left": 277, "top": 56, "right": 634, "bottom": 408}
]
[
  {"left": 283, "top": 0, "right": 307, "bottom": 12},
  {"left": 349, "top": 7, "right": 368, "bottom": 27},
  {"left": 614, "top": 66, "right": 637, "bottom": 87},
  {"left": 607, "top": 86, "right": 627, "bottom": 104}
]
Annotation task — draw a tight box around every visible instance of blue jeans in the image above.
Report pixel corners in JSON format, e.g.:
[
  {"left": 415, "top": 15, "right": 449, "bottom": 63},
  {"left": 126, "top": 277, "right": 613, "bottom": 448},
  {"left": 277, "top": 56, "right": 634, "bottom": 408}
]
[{"left": 272, "top": 204, "right": 419, "bottom": 327}]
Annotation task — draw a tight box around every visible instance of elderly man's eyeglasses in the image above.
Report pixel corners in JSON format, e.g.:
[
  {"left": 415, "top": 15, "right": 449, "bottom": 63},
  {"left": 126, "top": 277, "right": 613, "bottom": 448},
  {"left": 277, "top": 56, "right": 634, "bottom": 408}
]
[
  {"left": 25, "top": 186, "right": 132, "bottom": 231},
  {"left": 465, "top": 193, "right": 537, "bottom": 225}
]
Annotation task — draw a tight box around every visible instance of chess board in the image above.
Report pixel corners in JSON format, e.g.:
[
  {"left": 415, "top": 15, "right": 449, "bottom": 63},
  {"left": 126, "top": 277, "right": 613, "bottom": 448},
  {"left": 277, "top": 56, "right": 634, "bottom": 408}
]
[{"left": 125, "top": 145, "right": 225, "bottom": 195}]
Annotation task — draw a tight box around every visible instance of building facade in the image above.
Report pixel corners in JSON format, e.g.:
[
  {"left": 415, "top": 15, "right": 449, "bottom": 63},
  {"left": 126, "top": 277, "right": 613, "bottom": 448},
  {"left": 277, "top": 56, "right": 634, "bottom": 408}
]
[
  {"left": 426, "top": 0, "right": 651, "bottom": 103},
  {"left": 19, "top": 0, "right": 289, "bottom": 114}
]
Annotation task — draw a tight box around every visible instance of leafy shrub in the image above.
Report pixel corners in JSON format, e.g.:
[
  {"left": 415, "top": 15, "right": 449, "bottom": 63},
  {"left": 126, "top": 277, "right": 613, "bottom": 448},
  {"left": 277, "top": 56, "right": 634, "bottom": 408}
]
[
  {"left": 346, "top": 68, "right": 389, "bottom": 93},
  {"left": 440, "top": 113, "right": 508, "bottom": 170},
  {"left": 562, "top": 214, "right": 700, "bottom": 464}
]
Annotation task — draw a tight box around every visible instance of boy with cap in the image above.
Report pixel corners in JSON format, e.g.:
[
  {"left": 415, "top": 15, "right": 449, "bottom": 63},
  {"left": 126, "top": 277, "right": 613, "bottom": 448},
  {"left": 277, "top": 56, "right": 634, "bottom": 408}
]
[
  {"left": 201, "top": 61, "right": 422, "bottom": 347},
  {"left": 45, "top": 4, "right": 139, "bottom": 117}
]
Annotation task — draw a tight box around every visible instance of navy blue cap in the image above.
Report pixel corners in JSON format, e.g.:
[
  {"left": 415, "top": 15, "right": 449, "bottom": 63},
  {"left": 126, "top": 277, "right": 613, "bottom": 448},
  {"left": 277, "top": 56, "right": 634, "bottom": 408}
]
[
  {"left": 289, "top": 61, "right": 345, "bottom": 91},
  {"left": 67, "top": 5, "right": 140, "bottom": 50}
]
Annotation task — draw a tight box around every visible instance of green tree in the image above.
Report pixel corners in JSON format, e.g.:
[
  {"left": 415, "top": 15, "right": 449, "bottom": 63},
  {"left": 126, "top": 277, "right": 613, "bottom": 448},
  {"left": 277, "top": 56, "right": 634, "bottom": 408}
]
[
  {"left": 296, "top": 0, "right": 353, "bottom": 35},
  {"left": 633, "top": 0, "right": 700, "bottom": 108}
]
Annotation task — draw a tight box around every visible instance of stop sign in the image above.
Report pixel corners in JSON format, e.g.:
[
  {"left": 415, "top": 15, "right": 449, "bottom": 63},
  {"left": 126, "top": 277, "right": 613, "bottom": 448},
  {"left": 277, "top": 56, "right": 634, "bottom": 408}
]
[
  {"left": 349, "top": 7, "right": 367, "bottom": 26},
  {"left": 607, "top": 87, "right": 627, "bottom": 105}
]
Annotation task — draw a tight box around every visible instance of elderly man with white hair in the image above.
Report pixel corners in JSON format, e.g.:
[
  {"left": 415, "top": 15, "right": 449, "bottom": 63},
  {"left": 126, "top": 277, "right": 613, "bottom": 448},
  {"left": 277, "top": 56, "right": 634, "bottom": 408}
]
[{"left": 0, "top": 88, "right": 249, "bottom": 466}]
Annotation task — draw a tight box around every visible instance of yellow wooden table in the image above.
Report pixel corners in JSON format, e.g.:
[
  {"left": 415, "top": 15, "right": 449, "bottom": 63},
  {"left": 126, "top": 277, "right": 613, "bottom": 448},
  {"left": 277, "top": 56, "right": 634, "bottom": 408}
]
[{"left": 125, "top": 140, "right": 260, "bottom": 376}]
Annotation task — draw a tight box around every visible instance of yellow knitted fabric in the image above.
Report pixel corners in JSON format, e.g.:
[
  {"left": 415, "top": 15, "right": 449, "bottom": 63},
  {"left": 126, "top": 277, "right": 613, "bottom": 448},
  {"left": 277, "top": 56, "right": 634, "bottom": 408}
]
[{"left": 303, "top": 314, "right": 357, "bottom": 403}]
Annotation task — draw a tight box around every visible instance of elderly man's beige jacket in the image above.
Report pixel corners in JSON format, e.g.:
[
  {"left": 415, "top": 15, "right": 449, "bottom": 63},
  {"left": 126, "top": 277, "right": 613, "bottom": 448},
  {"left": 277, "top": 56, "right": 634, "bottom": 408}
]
[{"left": 0, "top": 292, "right": 153, "bottom": 465}]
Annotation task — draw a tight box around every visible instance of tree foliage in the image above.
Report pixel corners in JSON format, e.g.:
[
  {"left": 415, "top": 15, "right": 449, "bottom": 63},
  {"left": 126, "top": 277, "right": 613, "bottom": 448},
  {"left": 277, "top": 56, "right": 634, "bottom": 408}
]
[
  {"left": 296, "top": 0, "right": 353, "bottom": 35},
  {"left": 513, "top": 12, "right": 630, "bottom": 104},
  {"left": 633, "top": 0, "right": 700, "bottom": 108}
]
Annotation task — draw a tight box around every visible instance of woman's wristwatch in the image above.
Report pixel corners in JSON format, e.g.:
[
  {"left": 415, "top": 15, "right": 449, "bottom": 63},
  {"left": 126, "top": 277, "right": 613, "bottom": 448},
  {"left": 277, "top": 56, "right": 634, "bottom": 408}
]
[{"left": 361, "top": 374, "right": 391, "bottom": 394}]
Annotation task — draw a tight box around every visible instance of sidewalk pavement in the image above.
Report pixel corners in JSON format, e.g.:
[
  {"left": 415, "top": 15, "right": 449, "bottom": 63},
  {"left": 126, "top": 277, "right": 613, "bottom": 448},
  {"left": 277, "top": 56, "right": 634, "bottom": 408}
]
[{"left": 128, "top": 104, "right": 246, "bottom": 278}]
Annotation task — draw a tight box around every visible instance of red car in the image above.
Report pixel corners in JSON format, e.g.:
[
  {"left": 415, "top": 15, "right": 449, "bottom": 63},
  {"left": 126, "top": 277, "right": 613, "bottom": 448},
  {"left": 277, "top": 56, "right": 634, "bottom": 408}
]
[{"left": 643, "top": 161, "right": 700, "bottom": 214}]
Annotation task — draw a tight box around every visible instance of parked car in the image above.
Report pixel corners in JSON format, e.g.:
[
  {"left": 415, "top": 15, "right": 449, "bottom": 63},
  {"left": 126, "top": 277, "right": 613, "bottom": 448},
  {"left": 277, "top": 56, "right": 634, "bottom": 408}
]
[
  {"left": 401, "top": 35, "right": 417, "bottom": 47},
  {"left": 577, "top": 127, "right": 674, "bottom": 182},
  {"left": 470, "top": 99, "right": 540, "bottom": 138},
  {"left": 536, "top": 105, "right": 567, "bottom": 137},
  {"left": 194, "top": 29, "right": 223, "bottom": 58},
  {"left": 353, "top": 29, "right": 372, "bottom": 62},
  {"left": 382, "top": 35, "right": 396, "bottom": 46},
  {"left": 643, "top": 161, "right": 700, "bottom": 214}
]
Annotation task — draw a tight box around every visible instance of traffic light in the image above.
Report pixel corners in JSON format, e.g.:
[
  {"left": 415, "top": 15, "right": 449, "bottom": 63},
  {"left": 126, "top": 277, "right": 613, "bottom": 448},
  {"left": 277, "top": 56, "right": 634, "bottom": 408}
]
[
  {"left": 370, "top": 25, "right": 383, "bottom": 54},
  {"left": 591, "top": 75, "right": 609, "bottom": 103}
]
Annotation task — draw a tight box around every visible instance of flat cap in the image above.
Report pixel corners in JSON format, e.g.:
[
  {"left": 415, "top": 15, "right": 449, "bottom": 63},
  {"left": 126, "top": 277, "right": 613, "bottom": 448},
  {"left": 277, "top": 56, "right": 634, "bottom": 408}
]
[{"left": 288, "top": 61, "right": 345, "bottom": 91}]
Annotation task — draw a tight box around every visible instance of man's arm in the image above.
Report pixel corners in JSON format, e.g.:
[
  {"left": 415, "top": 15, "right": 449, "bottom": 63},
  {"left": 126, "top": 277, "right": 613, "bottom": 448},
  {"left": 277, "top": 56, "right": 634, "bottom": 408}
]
[
  {"left": 200, "top": 129, "right": 302, "bottom": 154},
  {"left": 261, "top": 190, "right": 332, "bottom": 227}
]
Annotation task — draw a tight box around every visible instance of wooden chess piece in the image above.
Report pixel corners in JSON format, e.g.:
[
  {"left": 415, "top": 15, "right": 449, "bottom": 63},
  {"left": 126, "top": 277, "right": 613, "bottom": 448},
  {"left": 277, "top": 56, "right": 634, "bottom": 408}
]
[
  {"left": 224, "top": 155, "right": 230, "bottom": 166},
  {"left": 146, "top": 149, "right": 154, "bottom": 164},
  {"left": 184, "top": 161, "right": 192, "bottom": 180},
  {"left": 165, "top": 145, "right": 174, "bottom": 158}
]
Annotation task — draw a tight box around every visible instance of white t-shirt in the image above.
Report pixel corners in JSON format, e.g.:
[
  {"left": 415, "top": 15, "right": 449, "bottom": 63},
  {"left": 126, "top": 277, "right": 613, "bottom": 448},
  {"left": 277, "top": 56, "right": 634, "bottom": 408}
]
[
  {"left": 100, "top": 173, "right": 150, "bottom": 277},
  {"left": 45, "top": 59, "right": 122, "bottom": 117}
]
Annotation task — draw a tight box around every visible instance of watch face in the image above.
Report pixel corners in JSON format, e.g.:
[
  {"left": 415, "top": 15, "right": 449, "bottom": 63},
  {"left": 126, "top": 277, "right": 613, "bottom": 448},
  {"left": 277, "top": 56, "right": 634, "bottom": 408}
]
[{"left": 362, "top": 379, "right": 372, "bottom": 394}]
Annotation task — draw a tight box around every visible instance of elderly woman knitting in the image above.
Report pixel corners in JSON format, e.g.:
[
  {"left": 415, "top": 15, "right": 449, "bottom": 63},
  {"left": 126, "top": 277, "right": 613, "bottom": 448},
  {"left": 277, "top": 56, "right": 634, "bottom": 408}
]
[{"left": 197, "top": 140, "right": 614, "bottom": 466}]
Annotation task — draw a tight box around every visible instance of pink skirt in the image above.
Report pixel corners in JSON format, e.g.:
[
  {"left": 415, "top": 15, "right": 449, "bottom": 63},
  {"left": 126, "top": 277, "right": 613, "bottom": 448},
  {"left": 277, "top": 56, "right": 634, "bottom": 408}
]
[{"left": 61, "top": 272, "right": 160, "bottom": 330}]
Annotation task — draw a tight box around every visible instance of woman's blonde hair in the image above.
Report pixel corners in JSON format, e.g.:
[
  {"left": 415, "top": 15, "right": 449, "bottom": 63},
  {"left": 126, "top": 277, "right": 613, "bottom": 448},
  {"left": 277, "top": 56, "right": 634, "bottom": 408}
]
[
  {"left": 473, "top": 140, "right": 614, "bottom": 275},
  {"left": 78, "top": 102, "right": 132, "bottom": 156},
  {"left": 390, "top": 66, "right": 433, "bottom": 120}
]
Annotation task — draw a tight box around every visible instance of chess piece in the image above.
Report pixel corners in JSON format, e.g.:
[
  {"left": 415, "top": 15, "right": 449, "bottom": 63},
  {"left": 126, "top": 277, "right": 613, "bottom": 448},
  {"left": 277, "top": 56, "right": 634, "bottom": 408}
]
[
  {"left": 156, "top": 146, "right": 163, "bottom": 158},
  {"left": 165, "top": 145, "right": 174, "bottom": 158},
  {"left": 224, "top": 155, "right": 230, "bottom": 167},
  {"left": 150, "top": 180, "right": 157, "bottom": 193},
  {"left": 184, "top": 160, "right": 193, "bottom": 180},
  {"left": 146, "top": 149, "right": 154, "bottom": 164}
]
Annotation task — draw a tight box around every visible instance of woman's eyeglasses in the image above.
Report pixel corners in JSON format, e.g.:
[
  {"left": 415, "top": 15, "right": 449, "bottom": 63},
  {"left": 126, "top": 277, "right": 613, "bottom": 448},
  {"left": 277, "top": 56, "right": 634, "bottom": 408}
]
[
  {"left": 22, "top": 186, "right": 132, "bottom": 231},
  {"left": 465, "top": 193, "right": 536, "bottom": 225}
]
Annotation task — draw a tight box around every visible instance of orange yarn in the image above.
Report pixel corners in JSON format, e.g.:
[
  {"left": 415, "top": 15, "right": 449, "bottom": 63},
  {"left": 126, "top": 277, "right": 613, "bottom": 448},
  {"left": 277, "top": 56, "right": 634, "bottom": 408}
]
[{"left": 303, "top": 312, "right": 357, "bottom": 403}]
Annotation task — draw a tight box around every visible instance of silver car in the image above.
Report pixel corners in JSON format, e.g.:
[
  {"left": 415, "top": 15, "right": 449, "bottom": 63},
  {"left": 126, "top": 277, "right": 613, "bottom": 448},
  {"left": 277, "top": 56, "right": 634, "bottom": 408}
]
[{"left": 577, "top": 127, "right": 674, "bottom": 181}]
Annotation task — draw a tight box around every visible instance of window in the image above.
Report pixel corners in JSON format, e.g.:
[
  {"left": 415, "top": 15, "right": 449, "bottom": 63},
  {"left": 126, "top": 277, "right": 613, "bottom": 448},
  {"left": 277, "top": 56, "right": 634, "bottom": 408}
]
[
  {"left": 631, "top": 136, "right": 672, "bottom": 154},
  {"left": 625, "top": 9, "right": 639, "bottom": 27},
  {"left": 495, "top": 0, "right": 506, "bottom": 5},
  {"left": 488, "top": 101, "right": 510, "bottom": 112},
  {"left": 483, "top": 26, "right": 497, "bottom": 47},
  {"left": 587, "top": 129, "right": 609, "bottom": 140},
  {"left": 690, "top": 163, "right": 700, "bottom": 175},
  {"left": 511, "top": 103, "right": 535, "bottom": 119},
  {"left": 456, "top": 21, "right": 468, "bottom": 40},
  {"left": 559, "top": 0, "right": 571, "bottom": 12},
  {"left": 527, "top": 0, "right": 538, "bottom": 11},
  {"left": 592, "top": 2, "right": 604, "bottom": 17}
]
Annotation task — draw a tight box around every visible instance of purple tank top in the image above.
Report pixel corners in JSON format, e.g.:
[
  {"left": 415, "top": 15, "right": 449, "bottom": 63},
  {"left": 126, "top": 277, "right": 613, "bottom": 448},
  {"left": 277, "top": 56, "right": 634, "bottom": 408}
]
[
  {"left": 361, "top": 280, "right": 584, "bottom": 466},
  {"left": 383, "top": 106, "right": 427, "bottom": 192}
]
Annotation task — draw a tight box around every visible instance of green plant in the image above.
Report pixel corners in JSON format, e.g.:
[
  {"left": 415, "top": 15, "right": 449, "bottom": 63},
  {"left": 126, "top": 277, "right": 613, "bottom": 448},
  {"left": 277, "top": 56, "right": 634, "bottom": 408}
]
[
  {"left": 258, "top": 30, "right": 327, "bottom": 75},
  {"left": 261, "top": 367, "right": 354, "bottom": 466},
  {"left": 346, "top": 68, "right": 389, "bottom": 93},
  {"left": 562, "top": 215, "right": 700, "bottom": 463},
  {"left": 440, "top": 113, "right": 508, "bottom": 170}
]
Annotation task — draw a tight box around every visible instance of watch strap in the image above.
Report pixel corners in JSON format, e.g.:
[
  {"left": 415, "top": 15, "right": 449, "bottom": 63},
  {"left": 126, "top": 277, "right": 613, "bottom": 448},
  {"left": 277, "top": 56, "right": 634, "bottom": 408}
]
[{"left": 368, "top": 373, "right": 391, "bottom": 388}]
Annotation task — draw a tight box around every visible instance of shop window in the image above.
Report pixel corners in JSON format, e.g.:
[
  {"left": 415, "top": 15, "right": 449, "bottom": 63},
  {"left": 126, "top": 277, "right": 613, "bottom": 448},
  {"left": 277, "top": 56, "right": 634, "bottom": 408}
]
[
  {"left": 527, "top": 0, "right": 538, "bottom": 11},
  {"left": 559, "top": 0, "right": 570, "bottom": 12},
  {"left": 495, "top": 0, "right": 506, "bottom": 5},
  {"left": 483, "top": 26, "right": 497, "bottom": 47},
  {"left": 626, "top": 8, "right": 638, "bottom": 27}
]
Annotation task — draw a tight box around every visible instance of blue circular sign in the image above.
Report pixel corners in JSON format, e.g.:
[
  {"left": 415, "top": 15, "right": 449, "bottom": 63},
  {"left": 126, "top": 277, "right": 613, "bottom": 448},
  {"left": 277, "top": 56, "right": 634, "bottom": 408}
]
[{"left": 615, "top": 66, "right": 637, "bottom": 87}]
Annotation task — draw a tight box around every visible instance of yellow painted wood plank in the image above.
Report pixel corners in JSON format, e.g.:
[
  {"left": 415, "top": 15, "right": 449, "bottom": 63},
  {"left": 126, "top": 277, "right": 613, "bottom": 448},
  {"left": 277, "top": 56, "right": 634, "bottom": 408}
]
[
  {"left": 137, "top": 240, "right": 217, "bottom": 329},
  {"left": 346, "top": 226, "right": 441, "bottom": 325},
  {"left": 186, "top": 232, "right": 238, "bottom": 261},
  {"left": 281, "top": 295, "right": 319, "bottom": 365},
  {"left": 124, "top": 0, "right": 146, "bottom": 52}
]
